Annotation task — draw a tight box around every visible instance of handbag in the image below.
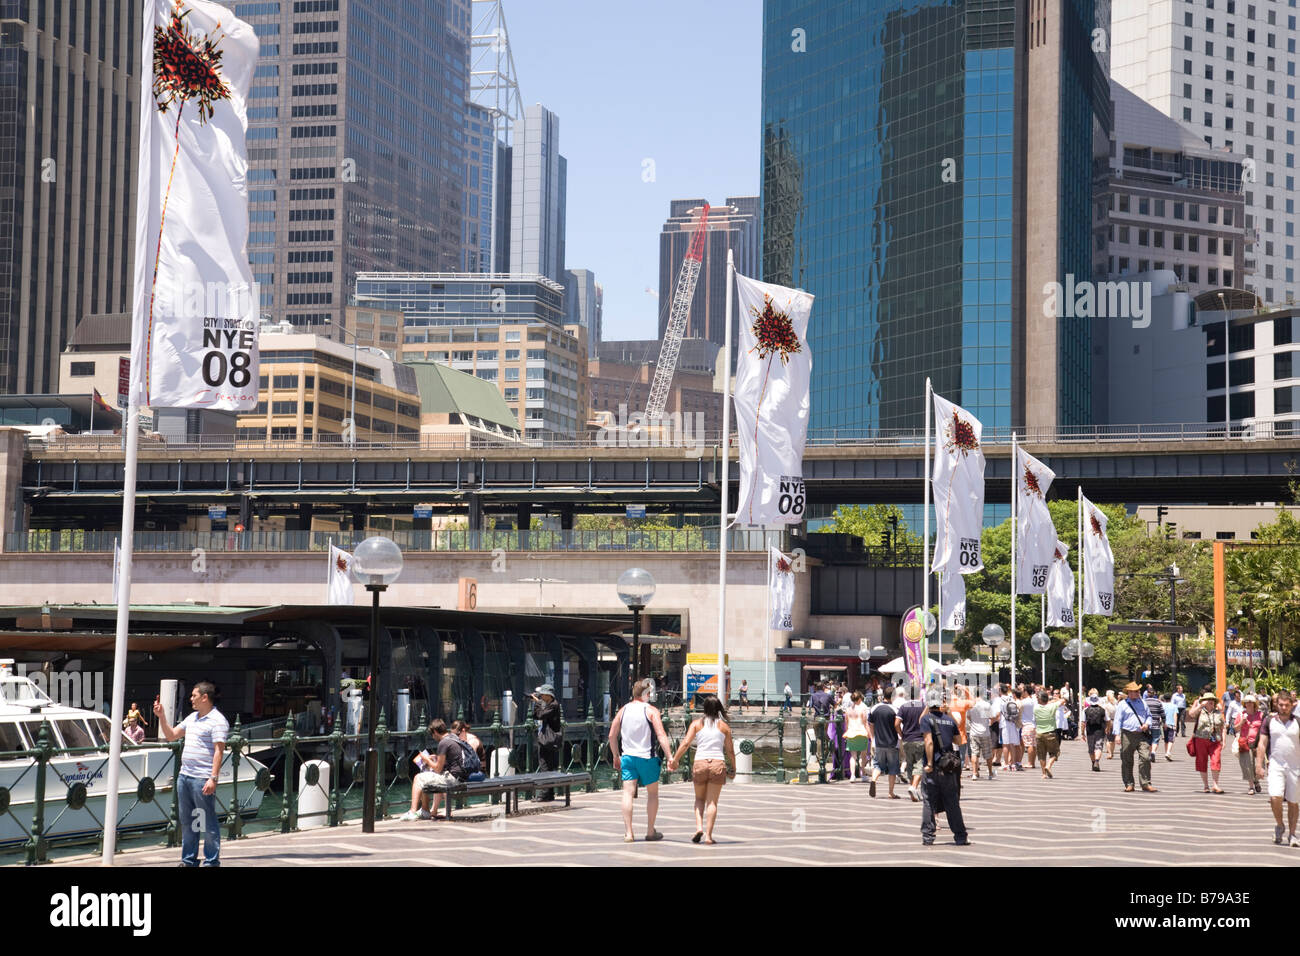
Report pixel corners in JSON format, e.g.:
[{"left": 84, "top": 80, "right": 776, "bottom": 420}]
[{"left": 1186, "top": 737, "right": 1196, "bottom": 757}]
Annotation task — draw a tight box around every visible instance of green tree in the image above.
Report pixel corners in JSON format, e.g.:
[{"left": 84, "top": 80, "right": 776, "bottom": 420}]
[
  {"left": 1228, "top": 504, "right": 1300, "bottom": 667},
  {"left": 816, "top": 504, "right": 921, "bottom": 549}
]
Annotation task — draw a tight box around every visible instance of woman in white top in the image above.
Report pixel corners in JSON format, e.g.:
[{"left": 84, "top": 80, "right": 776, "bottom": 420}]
[
  {"left": 669, "top": 695, "right": 736, "bottom": 845},
  {"left": 1103, "top": 690, "right": 1119, "bottom": 758}
]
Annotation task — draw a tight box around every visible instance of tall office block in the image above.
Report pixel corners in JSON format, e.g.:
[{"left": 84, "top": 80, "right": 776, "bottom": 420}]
[
  {"left": 509, "top": 103, "right": 567, "bottom": 282},
  {"left": 564, "top": 268, "right": 602, "bottom": 356},
  {"left": 1112, "top": 0, "right": 1298, "bottom": 308},
  {"left": 658, "top": 197, "right": 758, "bottom": 363},
  {"left": 761, "top": 0, "right": 1108, "bottom": 432},
  {"left": 234, "top": 0, "right": 472, "bottom": 330},
  {"left": 0, "top": 3, "right": 140, "bottom": 394}
]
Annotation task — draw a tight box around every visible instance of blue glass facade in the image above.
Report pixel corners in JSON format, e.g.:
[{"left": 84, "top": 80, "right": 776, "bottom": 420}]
[{"left": 762, "top": 0, "right": 1092, "bottom": 433}]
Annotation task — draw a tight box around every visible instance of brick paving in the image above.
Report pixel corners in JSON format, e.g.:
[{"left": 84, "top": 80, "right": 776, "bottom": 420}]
[{"left": 43, "top": 738, "right": 1299, "bottom": 866}]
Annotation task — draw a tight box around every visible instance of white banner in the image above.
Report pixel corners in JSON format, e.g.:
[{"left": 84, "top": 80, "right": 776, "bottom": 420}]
[
  {"left": 1045, "top": 540, "right": 1076, "bottom": 627},
  {"left": 931, "top": 392, "right": 985, "bottom": 574},
  {"left": 768, "top": 546, "right": 794, "bottom": 630},
  {"left": 132, "top": 0, "right": 260, "bottom": 410},
  {"left": 732, "top": 272, "right": 814, "bottom": 526},
  {"left": 1080, "top": 494, "right": 1116, "bottom": 616},
  {"left": 327, "top": 544, "right": 354, "bottom": 606},
  {"left": 1016, "top": 447, "right": 1057, "bottom": 594},
  {"left": 939, "top": 569, "right": 966, "bottom": 631}
]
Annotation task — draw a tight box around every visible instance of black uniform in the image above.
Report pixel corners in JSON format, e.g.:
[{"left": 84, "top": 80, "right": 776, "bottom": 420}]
[
  {"left": 919, "top": 709, "right": 969, "bottom": 846},
  {"left": 534, "top": 698, "right": 563, "bottom": 800}
]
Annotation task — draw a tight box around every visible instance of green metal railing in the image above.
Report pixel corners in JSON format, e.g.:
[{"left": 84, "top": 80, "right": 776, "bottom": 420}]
[{"left": 1, "top": 705, "right": 821, "bottom": 864}]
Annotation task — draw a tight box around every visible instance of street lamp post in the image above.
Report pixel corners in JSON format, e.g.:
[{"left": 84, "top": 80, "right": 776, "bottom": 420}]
[
  {"left": 1031, "top": 631, "right": 1051, "bottom": 686},
  {"left": 617, "top": 568, "right": 656, "bottom": 698},
  {"left": 982, "top": 623, "right": 1005, "bottom": 688},
  {"left": 331, "top": 322, "right": 360, "bottom": 446},
  {"left": 352, "top": 535, "right": 404, "bottom": 833}
]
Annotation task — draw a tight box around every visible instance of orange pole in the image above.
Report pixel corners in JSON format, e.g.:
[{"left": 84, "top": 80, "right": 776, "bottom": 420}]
[{"left": 1214, "top": 541, "right": 1227, "bottom": 698}]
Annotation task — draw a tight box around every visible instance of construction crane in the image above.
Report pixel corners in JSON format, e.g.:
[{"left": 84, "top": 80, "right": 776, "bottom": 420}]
[{"left": 645, "top": 203, "right": 710, "bottom": 421}]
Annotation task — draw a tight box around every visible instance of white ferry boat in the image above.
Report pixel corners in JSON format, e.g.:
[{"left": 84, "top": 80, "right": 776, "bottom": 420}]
[{"left": 0, "top": 661, "right": 267, "bottom": 848}]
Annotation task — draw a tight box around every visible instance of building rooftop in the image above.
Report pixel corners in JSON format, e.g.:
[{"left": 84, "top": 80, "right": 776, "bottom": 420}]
[
  {"left": 67, "top": 313, "right": 131, "bottom": 351},
  {"left": 406, "top": 361, "right": 520, "bottom": 433}
]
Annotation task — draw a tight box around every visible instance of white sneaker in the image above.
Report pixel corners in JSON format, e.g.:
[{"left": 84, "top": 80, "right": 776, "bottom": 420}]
[
  {"left": 418, "top": 809, "right": 432, "bottom": 820},
  {"left": 398, "top": 810, "right": 422, "bottom": 822},
  {"left": 1291, "top": 832, "right": 1300, "bottom": 848}
]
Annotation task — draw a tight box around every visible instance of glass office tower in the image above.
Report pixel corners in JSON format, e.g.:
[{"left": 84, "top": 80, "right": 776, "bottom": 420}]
[{"left": 762, "top": 0, "right": 1100, "bottom": 432}]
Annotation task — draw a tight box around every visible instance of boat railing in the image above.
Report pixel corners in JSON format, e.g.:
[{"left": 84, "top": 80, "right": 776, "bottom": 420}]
[{"left": 3, "top": 705, "right": 809, "bottom": 864}]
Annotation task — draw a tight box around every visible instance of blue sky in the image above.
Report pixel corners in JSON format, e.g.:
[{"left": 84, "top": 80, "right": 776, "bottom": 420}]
[{"left": 503, "top": 0, "right": 762, "bottom": 342}]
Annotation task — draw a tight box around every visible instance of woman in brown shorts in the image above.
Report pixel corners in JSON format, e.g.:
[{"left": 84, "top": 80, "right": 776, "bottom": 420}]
[{"left": 669, "top": 695, "right": 737, "bottom": 844}]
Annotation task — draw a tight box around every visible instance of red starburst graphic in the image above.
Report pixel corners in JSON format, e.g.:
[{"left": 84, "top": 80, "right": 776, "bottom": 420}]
[
  {"left": 335, "top": 554, "right": 349, "bottom": 573},
  {"left": 1054, "top": 546, "right": 1065, "bottom": 560},
  {"left": 748, "top": 295, "right": 802, "bottom": 364},
  {"left": 1023, "top": 465, "right": 1042, "bottom": 497},
  {"left": 944, "top": 411, "right": 979, "bottom": 456},
  {"left": 153, "top": 0, "right": 232, "bottom": 123},
  {"left": 1089, "top": 514, "right": 1103, "bottom": 536},
  {"left": 776, "top": 556, "right": 792, "bottom": 574}
]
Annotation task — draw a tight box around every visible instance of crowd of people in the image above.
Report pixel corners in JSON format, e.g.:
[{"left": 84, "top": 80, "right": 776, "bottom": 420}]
[{"left": 791, "top": 677, "right": 1300, "bottom": 847}]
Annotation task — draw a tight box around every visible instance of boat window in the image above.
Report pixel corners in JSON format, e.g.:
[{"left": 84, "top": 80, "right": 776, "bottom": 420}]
[
  {"left": 86, "top": 718, "right": 113, "bottom": 747},
  {"left": 55, "top": 719, "right": 95, "bottom": 749},
  {"left": 0, "top": 721, "right": 26, "bottom": 754}
]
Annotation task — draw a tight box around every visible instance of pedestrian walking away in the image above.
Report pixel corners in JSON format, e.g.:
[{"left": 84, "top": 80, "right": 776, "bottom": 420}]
[
  {"left": 867, "top": 686, "right": 902, "bottom": 798},
  {"left": 1173, "top": 685, "right": 1188, "bottom": 737},
  {"left": 843, "top": 691, "right": 872, "bottom": 781},
  {"left": 738, "top": 679, "right": 749, "bottom": 715},
  {"left": 782, "top": 681, "right": 794, "bottom": 717},
  {"left": 1083, "top": 691, "right": 1109, "bottom": 771},
  {"left": 1256, "top": 689, "right": 1300, "bottom": 846},
  {"left": 966, "top": 688, "right": 999, "bottom": 779},
  {"left": 609, "top": 679, "right": 675, "bottom": 843},
  {"left": 669, "top": 695, "right": 737, "bottom": 845},
  {"left": 1102, "top": 690, "right": 1119, "bottom": 759},
  {"left": 1235, "top": 694, "right": 1265, "bottom": 795},
  {"left": 1114, "top": 681, "right": 1157, "bottom": 792},
  {"left": 919, "top": 687, "right": 970, "bottom": 846},
  {"left": 897, "top": 691, "right": 928, "bottom": 802},
  {"left": 1188, "top": 692, "right": 1226, "bottom": 793},
  {"left": 1010, "top": 687, "right": 1030, "bottom": 769},
  {"left": 153, "top": 682, "right": 227, "bottom": 867},
  {"left": 1160, "top": 694, "right": 1179, "bottom": 760}
]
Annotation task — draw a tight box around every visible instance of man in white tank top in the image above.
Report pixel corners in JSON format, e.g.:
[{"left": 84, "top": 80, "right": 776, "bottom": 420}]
[
  {"left": 609, "top": 679, "right": 675, "bottom": 843},
  {"left": 1256, "top": 689, "right": 1300, "bottom": 846}
]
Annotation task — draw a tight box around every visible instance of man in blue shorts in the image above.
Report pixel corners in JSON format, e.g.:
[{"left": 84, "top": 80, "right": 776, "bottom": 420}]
[{"left": 608, "top": 679, "right": 675, "bottom": 843}]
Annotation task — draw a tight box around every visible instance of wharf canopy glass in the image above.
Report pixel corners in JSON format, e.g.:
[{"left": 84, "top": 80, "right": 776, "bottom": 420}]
[
  {"left": 617, "top": 568, "right": 656, "bottom": 609},
  {"left": 1030, "top": 632, "right": 1051, "bottom": 652},
  {"left": 352, "top": 536, "right": 404, "bottom": 587}
]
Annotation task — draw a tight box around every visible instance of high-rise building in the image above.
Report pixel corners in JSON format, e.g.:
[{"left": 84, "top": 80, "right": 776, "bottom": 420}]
[
  {"left": 354, "top": 272, "right": 587, "bottom": 439},
  {"left": 658, "top": 198, "right": 758, "bottom": 363},
  {"left": 0, "top": 4, "right": 141, "bottom": 394},
  {"left": 1111, "top": 0, "right": 1298, "bottom": 308},
  {"left": 761, "top": 0, "right": 1108, "bottom": 432},
  {"left": 464, "top": 102, "right": 498, "bottom": 273},
  {"left": 509, "top": 104, "right": 567, "bottom": 282},
  {"left": 564, "top": 268, "right": 602, "bottom": 356},
  {"left": 234, "top": 0, "right": 472, "bottom": 331}
]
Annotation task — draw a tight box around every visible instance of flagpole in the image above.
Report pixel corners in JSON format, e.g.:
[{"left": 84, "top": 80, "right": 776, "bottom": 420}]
[
  {"left": 1040, "top": 591, "right": 1046, "bottom": 686},
  {"left": 764, "top": 544, "right": 772, "bottom": 707},
  {"left": 716, "top": 249, "right": 734, "bottom": 694},
  {"left": 936, "top": 569, "right": 943, "bottom": 670},
  {"left": 1077, "top": 489, "right": 1086, "bottom": 708},
  {"left": 922, "top": 378, "right": 931, "bottom": 696},
  {"left": 90, "top": 392, "right": 95, "bottom": 434},
  {"left": 1010, "top": 433, "right": 1017, "bottom": 687},
  {"left": 101, "top": 399, "right": 141, "bottom": 865}
]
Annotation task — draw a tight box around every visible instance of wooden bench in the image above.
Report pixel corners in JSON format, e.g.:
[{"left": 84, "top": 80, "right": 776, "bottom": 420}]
[{"left": 421, "top": 771, "right": 592, "bottom": 820}]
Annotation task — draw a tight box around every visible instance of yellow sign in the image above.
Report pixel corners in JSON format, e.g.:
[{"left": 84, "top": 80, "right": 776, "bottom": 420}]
[{"left": 686, "top": 653, "right": 729, "bottom": 666}]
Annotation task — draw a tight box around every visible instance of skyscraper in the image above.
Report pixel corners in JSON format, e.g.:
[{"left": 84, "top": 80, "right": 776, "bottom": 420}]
[
  {"left": 761, "top": 0, "right": 1107, "bottom": 432},
  {"left": 658, "top": 198, "right": 758, "bottom": 362},
  {"left": 564, "top": 268, "right": 602, "bottom": 356},
  {"left": 509, "top": 103, "right": 567, "bottom": 282},
  {"left": 1111, "top": 0, "right": 1298, "bottom": 307},
  {"left": 0, "top": 4, "right": 141, "bottom": 394},
  {"left": 234, "top": 0, "right": 472, "bottom": 331}
]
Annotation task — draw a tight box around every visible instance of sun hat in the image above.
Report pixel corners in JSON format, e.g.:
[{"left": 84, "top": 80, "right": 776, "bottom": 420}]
[
  {"left": 1199, "top": 692, "right": 1218, "bottom": 703},
  {"left": 1124, "top": 681, "right": 1141, "bottom": 692},
  {"left": 1243, "top": 694, "right": 1259, "bottom": 704},
  {"left": 535, "top": 684, "right": 556, "bottom": 697}
]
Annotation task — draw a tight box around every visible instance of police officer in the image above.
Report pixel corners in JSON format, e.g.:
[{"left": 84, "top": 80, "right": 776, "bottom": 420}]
[{"left": 920, "top": 686, "right": 971, "bottom": 847}]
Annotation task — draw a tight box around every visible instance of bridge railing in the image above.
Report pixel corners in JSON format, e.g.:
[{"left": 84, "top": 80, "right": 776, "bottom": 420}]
[
  {"left": 24, "top": 419, "right": 1296, "bottom": 454},
  {"left": 3, "top": 527, "right": 791, "bottom": 554}
]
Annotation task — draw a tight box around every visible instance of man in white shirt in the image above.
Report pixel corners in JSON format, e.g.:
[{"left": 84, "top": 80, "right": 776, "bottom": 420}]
[
  {"left": 155, "top": 681, "right": 228, "bottom": 867},
  {"left": 967, "top": 691, "right": 999, "bottom": 779},
  {"left": 1256, "top": 689, "right": 1300, "bottom": 846}
]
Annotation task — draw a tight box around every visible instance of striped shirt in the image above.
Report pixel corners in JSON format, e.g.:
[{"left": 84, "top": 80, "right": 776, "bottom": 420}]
[{"left": 178, "top": 708, "right": 229, "bottom": 779}]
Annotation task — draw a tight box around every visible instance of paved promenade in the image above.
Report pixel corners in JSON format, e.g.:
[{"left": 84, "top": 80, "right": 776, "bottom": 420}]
[{"left": 51, "top": 739, "right": 1298, "bottom": 866}]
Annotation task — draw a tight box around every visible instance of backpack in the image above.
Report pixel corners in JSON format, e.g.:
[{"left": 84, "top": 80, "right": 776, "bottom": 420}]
[
  {"left": 454, "top": 737, "right": 483, "bottom": 775},
  {"left": 1005, "top": 698, "right": 1021, "bottom": 723}
]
